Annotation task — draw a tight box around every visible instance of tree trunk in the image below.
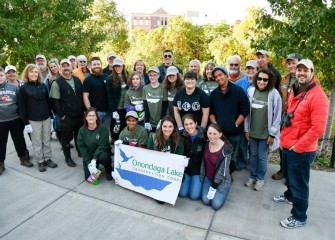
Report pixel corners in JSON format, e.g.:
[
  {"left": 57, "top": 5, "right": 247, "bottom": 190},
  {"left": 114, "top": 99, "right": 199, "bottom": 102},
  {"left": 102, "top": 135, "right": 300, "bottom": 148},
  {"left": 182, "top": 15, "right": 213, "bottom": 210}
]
[{"left": 320, "top": 75, "right": 335, "bottom": 155}]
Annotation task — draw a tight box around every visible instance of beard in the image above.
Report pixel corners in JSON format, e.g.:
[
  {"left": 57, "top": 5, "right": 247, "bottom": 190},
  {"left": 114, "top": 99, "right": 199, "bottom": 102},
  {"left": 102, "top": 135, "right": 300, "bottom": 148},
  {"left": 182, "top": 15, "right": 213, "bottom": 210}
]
[
  {"left": 91, "top": 67, "right": 102, "bottom": 76},
  {"left": 229, "top": 69, "right": 239, "bottom": 75}
]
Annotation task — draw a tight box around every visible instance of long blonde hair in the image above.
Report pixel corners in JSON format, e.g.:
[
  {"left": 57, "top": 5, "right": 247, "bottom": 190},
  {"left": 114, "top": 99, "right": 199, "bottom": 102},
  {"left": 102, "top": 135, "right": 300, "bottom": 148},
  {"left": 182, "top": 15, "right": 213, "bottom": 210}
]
[{"left": 21, "top": 64, "right": 43, "bottom": 83}]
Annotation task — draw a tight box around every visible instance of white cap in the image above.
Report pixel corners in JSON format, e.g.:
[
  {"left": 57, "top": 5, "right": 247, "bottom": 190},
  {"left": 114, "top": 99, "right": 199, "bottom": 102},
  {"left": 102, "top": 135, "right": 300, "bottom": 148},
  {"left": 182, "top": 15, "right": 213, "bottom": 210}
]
[
  {"left": 107, "top": 52, "right": 117, "bottom": 59},
  {"left": 76, "top": 55, "right": 87, "bottom": 62},
  {"left": 125, "top": 111, "right": 138, "bottom": 119},
  {"left": 245, "top": 60, "right": 258, "bottom": 69},
  {"left": 297, "top": 59, "right": 314, "bottom": 71},
  {"left": 68, "top": 55, "right": 76, "bottom": 60},
  {"left": 256, "top": 50, "right": 269, "bottom": 56},
  {"left": 60, "top": 59, "right": 71, "bottom": 66},
  {"left": 166, "top": 66, "right": 178, "bottom": 76},
  {"left": 147, "top": 66, "right": 160, "bottom": 74},
  {"left": 5, "top": 65, "right": 17, "bottom": 73},
  {"left": 113, "top": 58, "right": 124, "bottom": 66},
  {"left": 36, "top": 54, "right": 46, "bottom": 60}
]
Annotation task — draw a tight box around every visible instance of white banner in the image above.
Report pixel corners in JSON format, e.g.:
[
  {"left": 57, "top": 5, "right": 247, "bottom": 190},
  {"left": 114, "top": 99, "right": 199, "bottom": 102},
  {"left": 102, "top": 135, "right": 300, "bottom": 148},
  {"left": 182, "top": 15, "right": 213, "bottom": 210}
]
[{"left": 113, "top": 144, "right": 188, "bottom": 205}]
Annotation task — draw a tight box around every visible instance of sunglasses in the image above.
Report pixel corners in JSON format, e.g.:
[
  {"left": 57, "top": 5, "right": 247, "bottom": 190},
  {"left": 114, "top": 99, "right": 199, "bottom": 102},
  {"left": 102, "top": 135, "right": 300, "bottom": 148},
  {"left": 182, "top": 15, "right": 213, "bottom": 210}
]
[
  {"left": 164, "top": 55, "right": 172, "bottom": 59},
  {"left": 79, "top": 61, "right": 86, "bottom": 63},
  {"left": 230, "top": 63, "right": 239, "bottom": 67},
  {"left": 257, "top": 77, "right": 269, "bottom": 82}
]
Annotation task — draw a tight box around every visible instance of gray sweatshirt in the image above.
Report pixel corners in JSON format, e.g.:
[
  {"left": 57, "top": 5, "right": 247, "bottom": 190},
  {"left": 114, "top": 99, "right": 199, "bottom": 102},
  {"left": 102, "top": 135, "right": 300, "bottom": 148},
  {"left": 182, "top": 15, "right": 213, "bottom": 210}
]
[{"left": 0, "top": 82, "right": 20, "bottom": 122}]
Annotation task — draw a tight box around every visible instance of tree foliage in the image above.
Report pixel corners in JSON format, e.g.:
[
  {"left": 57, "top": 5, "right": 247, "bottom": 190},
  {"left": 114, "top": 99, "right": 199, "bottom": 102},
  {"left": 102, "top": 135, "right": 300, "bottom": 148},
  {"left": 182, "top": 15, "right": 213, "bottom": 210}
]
[{"left": 0, "top": 0, "right": 125, "bottom": 70}]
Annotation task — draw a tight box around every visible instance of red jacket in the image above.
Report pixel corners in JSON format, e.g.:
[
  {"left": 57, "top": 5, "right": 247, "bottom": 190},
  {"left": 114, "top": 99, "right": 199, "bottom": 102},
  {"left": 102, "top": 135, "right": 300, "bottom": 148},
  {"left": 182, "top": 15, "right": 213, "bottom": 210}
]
[{"left": 280, "top": 78, "right": 328, "bottom": 153}]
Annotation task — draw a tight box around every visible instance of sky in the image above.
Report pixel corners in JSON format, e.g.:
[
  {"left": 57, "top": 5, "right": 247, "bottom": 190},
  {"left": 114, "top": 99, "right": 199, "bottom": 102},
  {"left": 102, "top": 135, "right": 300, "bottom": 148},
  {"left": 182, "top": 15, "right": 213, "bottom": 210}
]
[{"left": 114, "top": 0, "right": 270, "bottom": 24}]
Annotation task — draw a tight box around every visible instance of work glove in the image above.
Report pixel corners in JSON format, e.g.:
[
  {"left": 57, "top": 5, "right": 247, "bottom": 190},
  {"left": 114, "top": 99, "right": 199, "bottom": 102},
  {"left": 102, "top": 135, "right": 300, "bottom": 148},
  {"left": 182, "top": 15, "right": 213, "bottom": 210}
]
[
  {"left": 144, "top": 122, "right": 152, "bottom": 131},
  {"left": 24, "top": 124, "right": 33, "bottom": 134},
  {"left": 88, "top": 159, "right": 97, "bottom": 174},
  {"left": 112, "top": 111, "right": 120, "bottom": 120},
  {"left": 135, "top": 104, "right": 144, "bottom": 111},
  {"left": 114, "top": 140, "right": 123, "bottom": 146},
  {"left": 156, "top": 120, "right": 162, "bottom": 130},
  {"left": 207, "top": 187, "right": 216, "bottom": 200},
  {"left": 138, "top": 111, "right": 145, "bottom": 122}
]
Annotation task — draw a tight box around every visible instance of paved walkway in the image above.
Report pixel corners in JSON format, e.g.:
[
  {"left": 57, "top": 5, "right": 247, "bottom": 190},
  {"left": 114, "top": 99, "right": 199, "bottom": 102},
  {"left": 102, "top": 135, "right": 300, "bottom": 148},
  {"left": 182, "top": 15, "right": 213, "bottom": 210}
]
[{"left": 0, "top": 135, "right": 334, "bottom": 240}]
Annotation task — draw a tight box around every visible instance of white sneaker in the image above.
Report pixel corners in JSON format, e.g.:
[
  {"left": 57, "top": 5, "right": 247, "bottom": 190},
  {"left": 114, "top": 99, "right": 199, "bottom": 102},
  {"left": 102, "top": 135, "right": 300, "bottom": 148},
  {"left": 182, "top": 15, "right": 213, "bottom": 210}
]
[
  {"left": 254, "top": 179, "right": 264, "bottom": 191},
  {"left": 244, "top": 178, "right": 256, "bottom": 188}
]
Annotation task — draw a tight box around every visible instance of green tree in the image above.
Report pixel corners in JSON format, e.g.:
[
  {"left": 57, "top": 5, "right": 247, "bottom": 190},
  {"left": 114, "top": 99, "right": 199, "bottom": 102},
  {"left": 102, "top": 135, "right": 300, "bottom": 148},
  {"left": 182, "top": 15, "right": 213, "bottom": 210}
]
[{"left": 253, "top": 0, "right": 335, "bottom": 156}]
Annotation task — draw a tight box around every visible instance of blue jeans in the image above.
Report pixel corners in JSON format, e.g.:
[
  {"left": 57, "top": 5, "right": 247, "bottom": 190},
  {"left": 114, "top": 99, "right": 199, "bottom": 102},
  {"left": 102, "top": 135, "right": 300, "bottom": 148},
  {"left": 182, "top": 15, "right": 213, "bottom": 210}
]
[
  {"left": 179, "top": 174, "right": 202, "bottom": 200},
  {"left": 238, "top": 134, "right": 249, "bottom": 168},
  {"left": 249, "top": 137, "right": 268, "bottom": 180},
  {"left": 201, "top": 177, "right": 230, "bottom": 210},
  {"left": 282, "top": 148, "right": 316, "bottom": 222},
  {"left": 226, "top": 134, "right": 242, "bottom": 167},
  {"left": 97, "top": 111, "right": 111, "bottom": 130}
]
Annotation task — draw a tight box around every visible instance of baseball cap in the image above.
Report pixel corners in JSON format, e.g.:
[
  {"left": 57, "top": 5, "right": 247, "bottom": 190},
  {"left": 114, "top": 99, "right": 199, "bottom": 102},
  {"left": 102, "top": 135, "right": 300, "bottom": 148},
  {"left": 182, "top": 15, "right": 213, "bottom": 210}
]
[
  {"left": 68, "top": 55, "right": 76, "bottom": 60},
  {"left": 113, "top": 58, "right": 124, "bottom": 66},
  {"left": 125, "top": 111, "right": 138, "bottom": 119},
  {"left": 36, "top": 54, "right": 46, "bottom": 60},
  {"left": 107, "top": 52, "right": 117, "bottom": 59},
  {"left": 76, "top": 55, "right": 87, "bottom": 62},
  {"left": 60, "top": 59, "right": 71, "bottom": 66},
  {"left": 286, "top": 53, "right": 302, "bottom": 62},
  {"left": 147, "top": 66, "right": 160, "bottom": 74},
  {"left": 5, "top": 65, "right": 17, "bottom": 73},
  {"left": 256, "top": 50, "right": 269, "bottom": 56},
  {"left": 246, "top": 60, "right": 258, "bottom": 69},
  {"left": 296, "top": 59, "right": 314, "bottom": 71},
  {"left": 212, "top": 66, "right": 229, "bottom": 76},
  {"left": 166, "top": 66, "right": 178, "bottom": 76}
]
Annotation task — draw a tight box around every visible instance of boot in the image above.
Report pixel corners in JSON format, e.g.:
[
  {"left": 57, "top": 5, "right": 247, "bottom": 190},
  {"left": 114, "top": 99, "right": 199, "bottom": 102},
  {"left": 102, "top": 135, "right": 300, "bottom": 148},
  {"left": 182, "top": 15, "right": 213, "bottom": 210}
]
[
  {"left": 20, "top": 156, "right": 33, "bottom": 167},
  {"left": 0, "top": 162, "right": 5, "bottom": 175},
  {"left": 63, "top": 145, "right": 76, "bottom": 167}
]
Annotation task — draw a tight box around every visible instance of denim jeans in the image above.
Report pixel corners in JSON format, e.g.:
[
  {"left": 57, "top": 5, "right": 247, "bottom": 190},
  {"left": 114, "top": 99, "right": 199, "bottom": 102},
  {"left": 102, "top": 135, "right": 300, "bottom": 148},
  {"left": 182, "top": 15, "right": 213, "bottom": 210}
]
[
  {"left": 282, "top": 148, "right": 316, "bottom": 222},
  {"left": 97, "top": 111, "right": 111, "bottom": 130},
  {"left": 201, "top": 177, "right": 230, "bottom": 210},
  {"left": 226, "top": 134, "right": 242, "bottom": 167},
  {"left": 249, "top": 137, "right": 268, "bottom": 180},
  {"left": 238, "top": 134, "right": 249, "bottom": 168},
  {"left": 179, "top": 174, "right": 202, "bottom": 200}
]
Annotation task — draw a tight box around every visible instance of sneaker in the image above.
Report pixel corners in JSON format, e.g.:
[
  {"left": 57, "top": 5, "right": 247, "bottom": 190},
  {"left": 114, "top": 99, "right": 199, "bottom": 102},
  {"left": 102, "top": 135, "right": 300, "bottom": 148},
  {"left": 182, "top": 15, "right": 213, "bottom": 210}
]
[
  {"left": 0, "top": 162, "right": 5, "bottom": 175},
  {"left": 43, "top": 159, "right": 58, "bottom": 168},
  {"left": 280, "top": 216, "right": 306, "bottom": 229},
  {"left": 20, "top": 157, "right": 33, "bottom": 168},
  {"left": 272, "top": 170, "right": 284, "bottom": 180},
  {"left": 254, "top": 179, "right": 264, "bottom": 191},
  {"left": 38, "top": 163, "right": 46, "bottom": 172},
  {"left": 273, "top": 195, "right": 292, "bottom": 205},
  {"left": 245, "top": 178, "right": 256, "bottom": 188}
]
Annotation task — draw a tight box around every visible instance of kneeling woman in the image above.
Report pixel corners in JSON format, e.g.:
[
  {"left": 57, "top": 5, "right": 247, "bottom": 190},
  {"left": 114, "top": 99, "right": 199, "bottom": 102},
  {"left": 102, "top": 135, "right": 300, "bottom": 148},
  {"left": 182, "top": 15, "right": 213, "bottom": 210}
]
[
  {"left": 179, "top": 114, "right": 207, "bottom": 200},
  {"left": 200, "top": 123, "right": 232, "bottom": 210},
  {"left": 77, "top": 108, "right": 112, "bottom": 181}
]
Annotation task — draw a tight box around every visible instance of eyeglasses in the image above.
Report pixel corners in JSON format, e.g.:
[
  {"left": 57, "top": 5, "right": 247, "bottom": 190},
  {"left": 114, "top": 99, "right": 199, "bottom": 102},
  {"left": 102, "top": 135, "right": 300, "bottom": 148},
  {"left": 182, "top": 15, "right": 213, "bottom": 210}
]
[
  {"left": 230, "top": 63, "right": 239, "bottom": 67},
  {"left": 79, "top": 61, "right": 86, "bottom": 63},
  {"left": 257, "top": 77, "right": 269, "bottom": 82},
  {"left": 164, "top": 55, "right": 172, "bottom": 59}
]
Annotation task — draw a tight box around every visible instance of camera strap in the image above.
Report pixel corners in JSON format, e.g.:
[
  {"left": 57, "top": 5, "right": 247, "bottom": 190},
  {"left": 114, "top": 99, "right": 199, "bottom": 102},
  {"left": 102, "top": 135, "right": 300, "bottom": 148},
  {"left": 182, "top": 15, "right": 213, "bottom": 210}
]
[{"left": 290, "top": 81, "right": 317, "bottom": 115}]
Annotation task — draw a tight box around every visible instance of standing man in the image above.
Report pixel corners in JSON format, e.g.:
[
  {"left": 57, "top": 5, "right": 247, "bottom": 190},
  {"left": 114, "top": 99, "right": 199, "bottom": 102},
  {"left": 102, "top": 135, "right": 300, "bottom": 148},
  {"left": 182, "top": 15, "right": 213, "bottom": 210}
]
[
  {"left": 50, "top": 59, "right": 84, "bottom": 167},
  {"left": 158, "top": 50, "right": 183, "bottom": 83},
  {"left": 274, "top": 59, "right": 328, "bottom": 229},
  {"left": 73, "top": 55, "right": 90, "bottom": 83},
  {"left": 272, "top": 53, "right": 302, "bottom": 180},
  {"left": 83, "top": 56, "right": 110, "bottom": 128},
  {"left": 209, "top": 66, "right": 250, "bottom": 171},
  {"left": 103, "top": 52, "right": 116, "bottom": 75},
  {"left": 227, "top": 55, "right": 245, "bottom": 83},
  {"left": 236, "top": 60, "right": 258, "bottom": 93},
  {"left": 256, "top": 50, "right": 282, "bottom": 89},
  {"left": 36, "top": 54, "right": 48, "bottom": 80},
  {"left": 5, "top": 65, "right": 23, "bottom": 87}
]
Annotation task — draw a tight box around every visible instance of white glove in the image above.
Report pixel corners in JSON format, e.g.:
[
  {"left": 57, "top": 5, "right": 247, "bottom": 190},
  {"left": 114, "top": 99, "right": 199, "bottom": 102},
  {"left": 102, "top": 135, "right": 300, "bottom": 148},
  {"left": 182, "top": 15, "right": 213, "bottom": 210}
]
[
  {"left": 135, "top": 104, "right": 143, "bottom": 111},
  {"left": 113, "top": 121, "right": 121, "bottom": 133},
  {"left": 156, "top": 120, "right": 162, "bottom": 129},
  {"left": 88, "top": 160, "right": 97, "bottom": 174},
  {"left": 112, "top": 171, "right": 119, "bottom": 184},
  {"left": 114, "top": 140, "right": 123, "bottom": 146},
  {"left": 178, "top": 126, "right": 184, "bottom": 132},
  {"left": 145, "top": 122, "right": 152, "bottom": 131},
  {"left": 183, "top": 157, "right": 190, "bottom": 167},
  {"left": 207, "top": 187, "right": 216, "bottom": 200},
  {"left": 24, "top": 124, "right": 33, "bottom": 134},
  {"left": 138, "top": 111, "right": 145, "bottom": 122},
  {"left": 112, "top": 111, "right": 120, "bottom": 120}
]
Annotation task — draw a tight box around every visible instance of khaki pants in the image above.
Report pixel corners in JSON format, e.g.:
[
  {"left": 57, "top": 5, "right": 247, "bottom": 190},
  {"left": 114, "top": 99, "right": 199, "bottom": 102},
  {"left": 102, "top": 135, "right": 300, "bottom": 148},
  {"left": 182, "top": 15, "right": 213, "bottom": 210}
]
[{"left": 30, "top": 118, "right": 52, "bottom": 163}]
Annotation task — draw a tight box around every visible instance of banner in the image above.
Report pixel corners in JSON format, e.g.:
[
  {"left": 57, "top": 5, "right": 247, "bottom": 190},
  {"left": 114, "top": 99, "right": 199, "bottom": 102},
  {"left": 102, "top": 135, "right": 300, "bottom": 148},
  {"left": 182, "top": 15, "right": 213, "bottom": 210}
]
[{"left": 113, "top": 144, "right": 188, "bottom": 205}]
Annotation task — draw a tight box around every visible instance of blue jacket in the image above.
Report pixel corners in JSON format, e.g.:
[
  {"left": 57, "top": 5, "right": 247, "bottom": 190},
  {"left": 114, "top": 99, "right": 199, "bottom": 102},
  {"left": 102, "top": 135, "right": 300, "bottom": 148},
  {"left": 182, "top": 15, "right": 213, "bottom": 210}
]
[
  {"left": 158, "top": 64, "right": 183, "bottom": 83},
  {"left": 210, "top": 82, "right": 250, "bottom": 136},
  {"left": 235, "top": 76, "right": 251, "bottom": 94}
]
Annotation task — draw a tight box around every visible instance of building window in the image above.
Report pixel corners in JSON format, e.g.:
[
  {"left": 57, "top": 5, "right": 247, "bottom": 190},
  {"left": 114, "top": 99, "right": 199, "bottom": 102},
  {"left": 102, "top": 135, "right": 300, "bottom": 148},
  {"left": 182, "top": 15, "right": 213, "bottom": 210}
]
[{"left": 134, "top": 19, "right": 137, "bottom": 25}]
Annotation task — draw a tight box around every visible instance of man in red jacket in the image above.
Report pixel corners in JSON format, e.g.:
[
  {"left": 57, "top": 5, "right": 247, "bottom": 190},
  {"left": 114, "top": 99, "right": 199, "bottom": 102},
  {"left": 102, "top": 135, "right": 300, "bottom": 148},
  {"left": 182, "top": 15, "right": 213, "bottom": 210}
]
[{"left": 273, "top": 59, "right": 328, "bottom": 229}]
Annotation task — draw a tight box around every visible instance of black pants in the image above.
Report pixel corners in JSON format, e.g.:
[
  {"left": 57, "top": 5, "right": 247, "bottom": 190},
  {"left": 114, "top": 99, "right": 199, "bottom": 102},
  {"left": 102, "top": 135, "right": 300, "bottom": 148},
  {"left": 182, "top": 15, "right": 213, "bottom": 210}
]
[
  {"left": 61, "top": 116, "right": 83, "bottom": 153},
  {"left": 83, "top": 151, "right": 112, "bottom": 179},
  {"left": 110, "top": 109, "right": 126, "bottom": 141},
  {"left": 0, "top": 118, "right": 27, "bottom": 162}
]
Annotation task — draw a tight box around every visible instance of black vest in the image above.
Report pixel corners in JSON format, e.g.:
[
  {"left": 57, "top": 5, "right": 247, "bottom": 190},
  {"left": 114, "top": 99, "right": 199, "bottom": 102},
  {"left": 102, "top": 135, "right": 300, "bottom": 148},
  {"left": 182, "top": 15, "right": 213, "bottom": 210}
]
[{"left": 56, "top": 76, "right": 84, "bottom": 117}]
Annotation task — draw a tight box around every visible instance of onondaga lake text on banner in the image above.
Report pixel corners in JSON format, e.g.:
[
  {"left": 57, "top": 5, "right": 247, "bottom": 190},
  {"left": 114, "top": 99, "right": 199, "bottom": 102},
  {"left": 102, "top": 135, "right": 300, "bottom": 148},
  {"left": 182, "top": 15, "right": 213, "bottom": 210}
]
[{"left": 113, "top": 144, "right": 188, "bottom": 205}]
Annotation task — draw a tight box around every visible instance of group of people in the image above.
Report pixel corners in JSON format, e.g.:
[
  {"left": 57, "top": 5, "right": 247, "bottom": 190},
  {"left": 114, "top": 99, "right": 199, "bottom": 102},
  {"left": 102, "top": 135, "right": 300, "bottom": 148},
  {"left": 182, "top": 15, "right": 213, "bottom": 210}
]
[{"left": 0, "top": 49, "right": 328, "bottom": 229}]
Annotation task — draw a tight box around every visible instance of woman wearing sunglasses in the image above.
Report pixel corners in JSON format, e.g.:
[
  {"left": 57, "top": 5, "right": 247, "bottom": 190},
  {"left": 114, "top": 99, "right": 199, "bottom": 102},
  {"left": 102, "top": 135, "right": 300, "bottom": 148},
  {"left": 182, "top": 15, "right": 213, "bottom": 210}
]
[{"left": 244, "top": 69, "right": 282, "bottom": 191}]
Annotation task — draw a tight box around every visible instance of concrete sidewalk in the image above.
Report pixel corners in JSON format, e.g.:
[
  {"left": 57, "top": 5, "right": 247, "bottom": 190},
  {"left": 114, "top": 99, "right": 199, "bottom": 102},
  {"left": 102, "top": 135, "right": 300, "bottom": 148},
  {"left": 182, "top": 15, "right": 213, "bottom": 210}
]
[{"left": 0, "top": 135, "right": 334, "bottom": 240}]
